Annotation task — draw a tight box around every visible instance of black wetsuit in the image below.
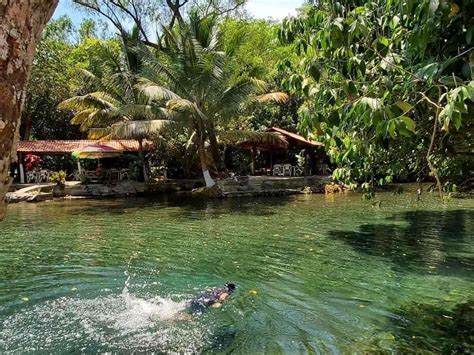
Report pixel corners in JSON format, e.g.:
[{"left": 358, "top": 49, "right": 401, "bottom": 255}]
[{"left": 189, "top": 286, "right": 230, "bottom": 314}]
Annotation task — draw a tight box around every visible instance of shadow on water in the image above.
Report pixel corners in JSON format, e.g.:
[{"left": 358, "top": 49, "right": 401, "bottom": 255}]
[
  {"left": 328, "top": 210, "right": 474, "bottom": 277},
  {"left": 348, "top": 300, "right": 474, "bottom": 353},
  {"left": 71, "top": 193, "right": 292, "bottom": 218}
]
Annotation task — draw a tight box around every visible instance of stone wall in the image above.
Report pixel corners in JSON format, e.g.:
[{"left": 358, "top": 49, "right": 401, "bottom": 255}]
[
  {"left": 65, "top": 182, "right": 146, "bottom": 197},
  {"left": 217, "top": 175, "right": 333, "bottom": 197}
]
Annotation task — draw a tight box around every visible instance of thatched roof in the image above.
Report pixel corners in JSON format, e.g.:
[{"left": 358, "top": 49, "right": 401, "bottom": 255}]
[
  {"left": 267, "top": 127, "right": 323, "bottom": 148},
  {"left": 238, "top": 127, "right": 323, "bottom": 151}
]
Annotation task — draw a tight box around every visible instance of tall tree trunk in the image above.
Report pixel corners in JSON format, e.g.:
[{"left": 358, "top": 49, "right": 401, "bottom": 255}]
[
  {"left": 207, "top": 123, "right": 223, "bottom": 171},
  {"left": 23, "top": 114, "right": 32, "bottom": 140},
  {"left": 0, "top": 0, "right": 58, "bottom": 220},
  {"left": 198, "top": 140, "right": 215, "bottom": 188},
  {"left": 138, "top": 138, "right": 148, "bottom": 182}
]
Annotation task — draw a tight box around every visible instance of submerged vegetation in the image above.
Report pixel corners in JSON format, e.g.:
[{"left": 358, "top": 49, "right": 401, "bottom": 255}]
[{"left": 348, "top": 300, "right": 474, "bottom": 353}]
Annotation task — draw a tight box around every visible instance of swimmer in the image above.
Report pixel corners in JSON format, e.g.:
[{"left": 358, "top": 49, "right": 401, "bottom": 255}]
[
  {"left": 189, "top": 282, "right": 236, "bottom": 313},
  {"left": 173, "top": 282, "right": 236, "bottom": 321}
]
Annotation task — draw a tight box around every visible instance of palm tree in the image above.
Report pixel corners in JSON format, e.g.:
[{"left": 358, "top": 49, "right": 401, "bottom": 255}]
[
  {"left": 60, "top": 17, "right": 287, "bottom": 186},
  {"left": 59, "top": 31, "right": 173, "bottom": 181},
  {"left": 137, "top": 13, "right": 288, "bottom": 186}
]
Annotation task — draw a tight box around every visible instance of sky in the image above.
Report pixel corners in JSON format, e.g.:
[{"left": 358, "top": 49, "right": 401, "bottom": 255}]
[{"left": 53, "top": 0, "right": 304, "bottom": 25}]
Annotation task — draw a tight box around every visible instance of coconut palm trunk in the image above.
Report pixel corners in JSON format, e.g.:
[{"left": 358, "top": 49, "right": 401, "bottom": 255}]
[
  {"left": 207, "top": 123, "right": 223, "bottom": 171},
  {"left": 0, "top": 0, "right": 58, "bottom": 220},
  {"left": 197, "top": 138, "right": 215, "bottom": 188}
]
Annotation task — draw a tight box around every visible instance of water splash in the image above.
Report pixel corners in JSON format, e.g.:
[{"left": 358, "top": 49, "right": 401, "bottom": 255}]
[
  {"left": 0, "top": 265, "right": 206, "bottom": 352},
  {"left": 121, "top": 262, "right": 188, "bottom": 324}
]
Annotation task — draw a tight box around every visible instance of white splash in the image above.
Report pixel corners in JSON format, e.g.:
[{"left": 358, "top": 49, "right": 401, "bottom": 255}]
[
  {"left": 0, "top": 267, "right": 206, "bottom": 352},
  {"left": 120, "top": 263, "right": 188, "bottom": 325}
]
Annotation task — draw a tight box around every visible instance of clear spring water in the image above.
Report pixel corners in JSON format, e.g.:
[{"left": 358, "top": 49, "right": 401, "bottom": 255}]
[{"left": 0, "top": 190, "right": 473, "bottom": 353}]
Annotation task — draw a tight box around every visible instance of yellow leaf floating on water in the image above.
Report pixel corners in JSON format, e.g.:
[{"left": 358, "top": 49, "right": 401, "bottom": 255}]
[
  {"left": 249, "top": 289, "right": 258, "bottom": 296},
  {"left": 21, "top": 297, "right": 29, "bottom": 302},
  {"left": 71, "top": 287, "right": 78, "bottom": 291},
  {"left": 359, "top": 304, "right": 365, "bottom": 308}
]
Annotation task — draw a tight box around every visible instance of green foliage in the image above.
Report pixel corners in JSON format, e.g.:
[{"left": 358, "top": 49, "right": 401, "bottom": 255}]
[
  {"left": 24, "top": 16, "right": 118, "bottom": 140},
  {"left": 58, "top": 30, "right": 172, "bottom": 142},
  {"left": 24, "top": 16, "right": 79, "bottom": 140},
  {"left": 280, "top": 0, "right": 474, "bottom": 194},
  {"left": 222, "top": 18, "right": 295, "bottom": 82},
  {"left": 49, "top": 170, "right": 67, "bottom": 186}
]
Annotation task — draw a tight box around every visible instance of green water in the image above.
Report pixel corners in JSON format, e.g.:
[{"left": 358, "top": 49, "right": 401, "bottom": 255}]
[{"left": 0, "top": 191, "right": 473, "bottom": 353}]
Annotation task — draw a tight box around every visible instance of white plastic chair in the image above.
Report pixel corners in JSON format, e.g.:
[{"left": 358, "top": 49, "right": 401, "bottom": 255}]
[
  {"left": 38, "top": 170, "right": 49, "bottom": 183},
  {"left": 272, "top": 164, "right": 283, "bottom": 176},
  {"left": 293, "top": 166, "right": 303, "bottom": 177},
  {"left": 26, "top": 171, "right": 36, "bottom": 183},
  {"left": 283, "top": 164, "right": 292, "bottom": 176}
]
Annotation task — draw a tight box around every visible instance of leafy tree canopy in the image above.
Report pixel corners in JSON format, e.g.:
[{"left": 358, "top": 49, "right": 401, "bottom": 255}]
[
  {"left": 279, "top": 0, "right": 473, "bottom": 197},
  {"left": 23, "top": 15, "right": 119, "bottom": 140}
]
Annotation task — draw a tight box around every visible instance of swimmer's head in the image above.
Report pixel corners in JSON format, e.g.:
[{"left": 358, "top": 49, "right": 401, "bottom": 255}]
[{"left": 225, "top": 282, "right": 236, "bottom": 292}]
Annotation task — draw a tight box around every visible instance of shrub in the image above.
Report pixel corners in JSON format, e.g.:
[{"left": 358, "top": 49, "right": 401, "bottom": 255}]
[{"left": 49, "top": 170, "right": 66, "bottom": 187}]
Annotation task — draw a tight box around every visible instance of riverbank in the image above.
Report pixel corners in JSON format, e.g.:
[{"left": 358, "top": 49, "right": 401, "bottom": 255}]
[
  {"left": 6, "top": 175, "right": 337, "bottom": 203},
  {"left": 8, "top": 178, "right": 466, "bottom": 205}
]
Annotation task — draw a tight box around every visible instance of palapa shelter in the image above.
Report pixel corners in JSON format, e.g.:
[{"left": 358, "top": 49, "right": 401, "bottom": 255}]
[
  {"left": 16, "top": 140, "right": 154, "bottom": 183},
  {"left": 237, "top": 127, "right": 327, "bottom": 176}
]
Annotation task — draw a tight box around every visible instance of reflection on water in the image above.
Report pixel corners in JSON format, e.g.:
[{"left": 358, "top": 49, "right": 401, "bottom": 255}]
[
  {"left": 348, "top": 300, "right": 474, "bottom": 353},
  {"left": 0, "top": 191, "right": 473, "bottom": 353},
  {"left": 329, "top": 210, "right": 474, "bottom": 277}
]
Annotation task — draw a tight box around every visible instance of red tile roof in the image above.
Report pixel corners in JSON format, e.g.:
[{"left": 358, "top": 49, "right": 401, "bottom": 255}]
[{"left": 18, "top": 140, "right": 154, "bottom": 154}]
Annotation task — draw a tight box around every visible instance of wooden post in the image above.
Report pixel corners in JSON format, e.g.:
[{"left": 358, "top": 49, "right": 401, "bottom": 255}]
[
  {"left": 19, "top": 164, "right": 25, "bottom": 183},
  {"left": 251, "top": 146, "right": 256, "bottom": 176},
  {"left": 270, "top": 151, "right": 273, "bottom": 176},
  {"left": 18, "top": 153, "right": 25, "bottom": 183},
  {"left": 304, "top": 149, "right": 310, "bottom": 176}
]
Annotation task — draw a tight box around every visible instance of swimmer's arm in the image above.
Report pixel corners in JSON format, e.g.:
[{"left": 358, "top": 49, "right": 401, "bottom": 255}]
[{"left": 218, "top": 292, "right": 229, "bottom": 301}]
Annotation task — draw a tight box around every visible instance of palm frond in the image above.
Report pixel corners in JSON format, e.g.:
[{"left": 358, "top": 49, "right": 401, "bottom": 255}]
[
  {"left": 78, "top": 69, "right": 102, "bottom": 89},
  {"left": 256, "top": 92, "right": 290, "bottom": 104},
  {"left": 58, "top": 92, "right": 118, "bottom": 111},
  {"left": 109, "top": 120, "right": 171, "bottom": 140},
  {"left": 110, "top": 104, "right": 175, "bottom": 120},
  {"left": 78, "top": 109, "right": 113, "bottom": 132},
  {"left": 88, "top": 128, "right": 112, "bottom": 140},
  {"left": 136, "top": 79, "right": 180, "bottom": 102},
  {"left": 249, "top": 77, "right": 268, "bottom": 93},
  {"left": 139, "top": 47, "right": 189, "bottom": 96},
  {"left": 166, "top": 98, "right": 209, "bottom": 122},
  {"left": 209, "top": 79, "right": 258, "bottom": 118},
  {"left": 70, "top": 108, "right": 96, "bottom": 125}
]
